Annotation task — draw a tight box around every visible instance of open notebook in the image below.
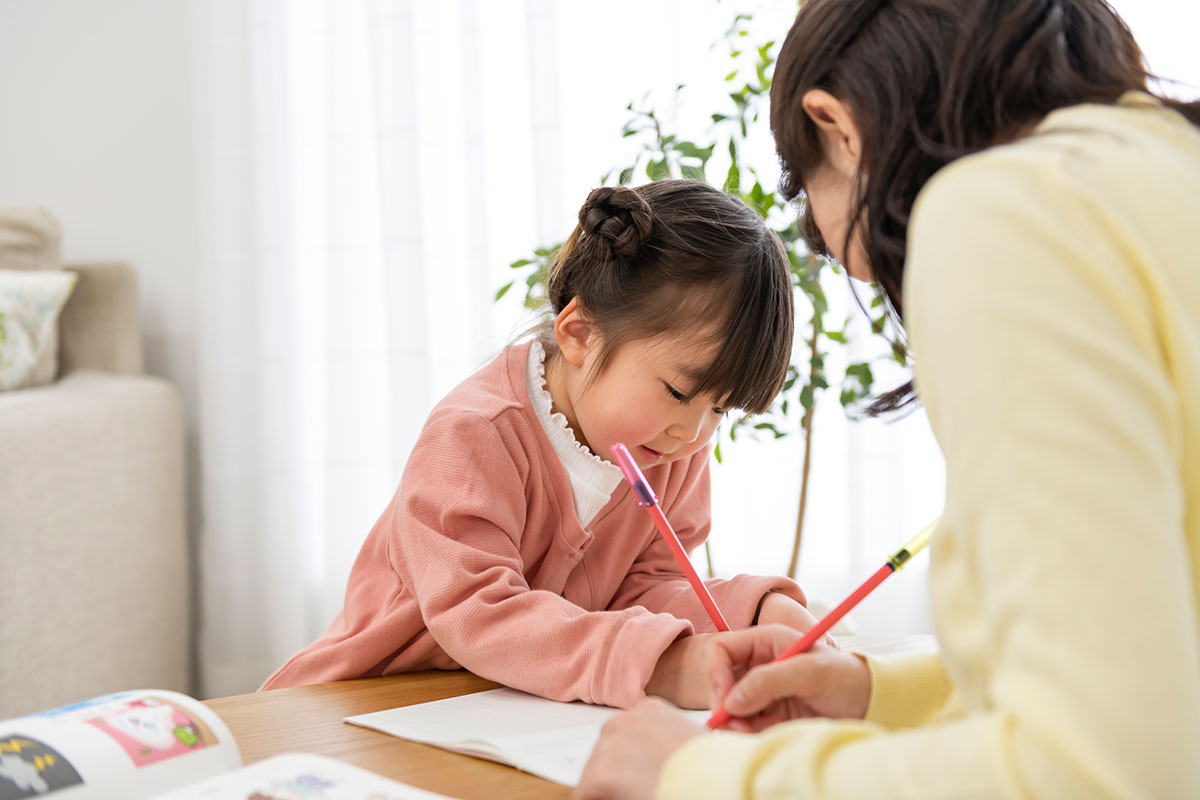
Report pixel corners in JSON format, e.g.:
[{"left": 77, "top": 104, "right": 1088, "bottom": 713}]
[
  {"left": 344, "top": 635, "right": 938, "bottom": 788},
  {"left": 345, "top": 688, "right": 708, "bottom": 787}
]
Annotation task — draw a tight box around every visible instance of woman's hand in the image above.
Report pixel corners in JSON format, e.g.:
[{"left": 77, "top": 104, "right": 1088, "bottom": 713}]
[
  {"left": 644, "top": 624, "right": 870, "bottom": 724},
  {"left": 717, "top": 640, "right": 872, "bottom": 732},
  {"left": 574, "top": 698, "right": 704, "bottom": 800}
]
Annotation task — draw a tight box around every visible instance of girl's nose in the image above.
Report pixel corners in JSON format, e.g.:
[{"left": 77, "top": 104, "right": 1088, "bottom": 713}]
[{"left": 667, "top": 406, "right": 707, "bottom": 444}]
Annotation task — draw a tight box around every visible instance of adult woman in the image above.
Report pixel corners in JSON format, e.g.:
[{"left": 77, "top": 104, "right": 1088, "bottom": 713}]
[{"left": 577, "top": 0, "right": 1200, "bottom": 797}]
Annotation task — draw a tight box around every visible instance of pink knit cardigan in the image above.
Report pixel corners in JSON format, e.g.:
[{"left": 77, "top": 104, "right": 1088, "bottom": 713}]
[{"left": 261, "top": 342, "right": 805, "bottom": 707}]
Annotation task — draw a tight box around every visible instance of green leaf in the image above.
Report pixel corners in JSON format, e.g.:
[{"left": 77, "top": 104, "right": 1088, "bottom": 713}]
[
  {"left": 619, "top": 166, "right": 634, "bottom": 185},
  {"left": 800, "top": 384, "right": 815, "bottom": 411},
  {"left": 675, "top": 141, "right": 713, "bottom": 160},
  {"left": 494, "top": 282, "right": 514, "bottom": 301},
  {"left": 647, "top": 158, "right": 671, "bottom": 181},
  {"left": 724, "top": 70, "right": 738, "bottom": 82},
  {"left": 870, "top": 293, "right": 884, "bottom": 308},
  {"left": 845, "top": 362, "right": 874, "bottom": 387},
  {"left": 509, "top": 258, "right": 534, "bottom": 269},
  {"left": 724, "top": 163, "right": 741, "bottom": 193},
  {"left": 714, "top": 439, "right": 723, "bottom": 463},
  {"left": 681, "top": 163, "right": 705, "bottom": 182}
]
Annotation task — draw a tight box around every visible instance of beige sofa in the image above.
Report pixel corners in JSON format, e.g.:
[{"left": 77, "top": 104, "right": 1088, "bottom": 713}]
[{"left": 0, "top": 210, "right": 191, "bottom": 717}]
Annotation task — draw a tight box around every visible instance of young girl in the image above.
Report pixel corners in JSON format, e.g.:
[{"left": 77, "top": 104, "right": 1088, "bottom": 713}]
[
  {"left": 262, "top": 179, "right": 818, "bottom": 709},
  {"left": 579, "top": 0, "right": 1200, "bottom": 797}
]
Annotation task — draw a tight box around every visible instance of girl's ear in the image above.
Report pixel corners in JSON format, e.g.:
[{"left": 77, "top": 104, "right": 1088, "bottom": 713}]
[
  {"left": 801, "top": 89, "right": 863, "bottom": 178},
  {"left": 553, "top": 297, "right": 596, "bottom": 368}
]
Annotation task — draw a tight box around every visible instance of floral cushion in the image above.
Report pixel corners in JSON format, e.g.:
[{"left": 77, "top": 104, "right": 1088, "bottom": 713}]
[{"left": 0, "top": 269, "right": 77, "bottom": 391}]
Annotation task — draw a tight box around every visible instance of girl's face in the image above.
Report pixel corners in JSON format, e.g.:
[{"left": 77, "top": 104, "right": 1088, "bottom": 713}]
[{"left": 548, "top": 301, "right": 728, "bottom": 471}]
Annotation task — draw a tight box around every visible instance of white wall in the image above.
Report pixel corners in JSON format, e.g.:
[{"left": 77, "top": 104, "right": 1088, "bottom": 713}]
[{"left": 0, "top": 0, "right": 199, "bottom": 393}]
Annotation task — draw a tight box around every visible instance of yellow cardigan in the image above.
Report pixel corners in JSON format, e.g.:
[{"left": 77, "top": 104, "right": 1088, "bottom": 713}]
[{"left": 660, "top": 92, "right": 1200, "bottom": 798}]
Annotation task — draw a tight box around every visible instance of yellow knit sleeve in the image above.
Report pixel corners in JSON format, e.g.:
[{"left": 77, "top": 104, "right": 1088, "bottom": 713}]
[{"left": 860, "top": 651, "right": 955, "bottom": 729}]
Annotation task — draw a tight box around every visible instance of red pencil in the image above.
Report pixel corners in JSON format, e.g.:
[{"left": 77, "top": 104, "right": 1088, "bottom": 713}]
[
  {"left": 706, "top": 520, "right": 938, "bottom": 729},
  {"left": 611, "top": 442, "right": 730, "bottom": 632}
]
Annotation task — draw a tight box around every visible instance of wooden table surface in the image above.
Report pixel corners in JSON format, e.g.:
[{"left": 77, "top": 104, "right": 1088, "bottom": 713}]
[{"left": 204, "top": 671, "right": 571, "bottom": 800}]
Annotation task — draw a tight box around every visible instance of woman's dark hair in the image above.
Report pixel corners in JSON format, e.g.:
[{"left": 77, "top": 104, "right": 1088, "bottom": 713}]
[
  {"left": 546, "top": 179, "right": 793, "bottom": 414},
  {"left": 770, "top": 0, "right": 1200, "bottom": 414}
]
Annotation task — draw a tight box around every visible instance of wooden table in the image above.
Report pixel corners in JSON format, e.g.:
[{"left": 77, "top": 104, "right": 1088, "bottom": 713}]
[{"left": 204, "top": 671, "right": 570, "bottom": 800}]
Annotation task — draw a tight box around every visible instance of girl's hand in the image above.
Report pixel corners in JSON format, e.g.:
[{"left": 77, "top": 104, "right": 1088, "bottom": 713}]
[
  {"left": 755, "top": 591, "right": 838, "bottom": 648},
  {"left": 575, "top": 698, "right": 703, "bottom": 800},
  {"left": 717, "top": 640, "right": 872, "bottom": 732},
  {"left": 644, "top": 632, "right": 726, "bottom": 709}
]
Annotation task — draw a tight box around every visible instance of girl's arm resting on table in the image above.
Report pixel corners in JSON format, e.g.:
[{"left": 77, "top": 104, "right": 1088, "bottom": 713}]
[{"left": 657, "top": 155, "right": 1200, "bottom": 798}]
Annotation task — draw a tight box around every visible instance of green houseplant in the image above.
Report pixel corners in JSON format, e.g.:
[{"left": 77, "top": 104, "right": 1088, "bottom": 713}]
[{"left": 496, "top": 7, "right": 906, "bottom": 579}]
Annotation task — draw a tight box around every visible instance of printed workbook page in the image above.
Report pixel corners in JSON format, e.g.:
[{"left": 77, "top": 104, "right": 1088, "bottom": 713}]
[
  {"left": 149, "top": 753, "right": 459, "bottom": 800},
  {"left": 0, "top": 689, "right": 238, "bottom": 799}
]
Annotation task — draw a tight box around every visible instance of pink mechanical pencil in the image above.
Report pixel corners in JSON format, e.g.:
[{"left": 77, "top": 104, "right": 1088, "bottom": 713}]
[{"left": 611, "top": 442, "right": 730, "bottom": 632}]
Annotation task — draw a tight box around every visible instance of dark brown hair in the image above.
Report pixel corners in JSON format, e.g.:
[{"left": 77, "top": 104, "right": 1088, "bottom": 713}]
[
  {"left": 770, "top": 0, "right": 1200, "bottom": 414},
  {"left": 546, "top": 179, "right": 793, "bottom": 414}
]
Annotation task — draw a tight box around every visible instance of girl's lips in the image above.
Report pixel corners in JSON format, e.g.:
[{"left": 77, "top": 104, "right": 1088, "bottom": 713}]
[{"left": 639, "top": 445, "right": 663, "bottom": 463}]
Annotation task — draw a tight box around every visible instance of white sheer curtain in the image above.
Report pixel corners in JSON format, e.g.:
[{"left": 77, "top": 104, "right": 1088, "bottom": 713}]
[
  {"left": 191, "top": 0, "right": 505, "bottom": 697},
  {"left": 187, "top": 0, "right": 1198, "bottom": 698}
]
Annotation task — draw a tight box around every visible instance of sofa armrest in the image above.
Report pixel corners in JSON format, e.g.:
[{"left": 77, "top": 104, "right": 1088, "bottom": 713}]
[
  {"left": 0, "top": 371, "right": 189, "bottom": 714},
  {"left": 59, "top": 261, "right": 144, "bottom": 374}
]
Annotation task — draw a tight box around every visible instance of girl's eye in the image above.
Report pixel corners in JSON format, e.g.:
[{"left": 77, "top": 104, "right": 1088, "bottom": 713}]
[
  {"left": 665, "top": 384, "right": 687, "bottom": 402},
  {"left": 712, "top": 407, "right": 726, "bottom": 416}
]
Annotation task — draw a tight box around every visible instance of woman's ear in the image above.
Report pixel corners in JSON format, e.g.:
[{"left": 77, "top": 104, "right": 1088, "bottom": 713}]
[
  {"left": 801, "top": 89, "right": 863, "bottom": 178},
  {"left": 553, "top": 297, "right": 595, "bottom": 368}
]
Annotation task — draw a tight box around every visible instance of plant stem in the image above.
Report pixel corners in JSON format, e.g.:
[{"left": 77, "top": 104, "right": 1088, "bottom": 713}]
[{"left": 787, "top": 328, "right": 820, "bottom": 579}]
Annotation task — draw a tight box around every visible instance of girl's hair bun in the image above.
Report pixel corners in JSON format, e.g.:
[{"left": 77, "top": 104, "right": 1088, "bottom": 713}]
[{"left": 578, "top": 186, "right": 654, "bottom": 259}]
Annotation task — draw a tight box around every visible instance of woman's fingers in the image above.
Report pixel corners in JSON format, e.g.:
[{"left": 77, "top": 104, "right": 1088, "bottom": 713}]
[
  {"left": 705, "top": 625, "right": 807, "bottom": 705},
  {"left": 722, "top": 657, "right": 821, "bottom": 717}
]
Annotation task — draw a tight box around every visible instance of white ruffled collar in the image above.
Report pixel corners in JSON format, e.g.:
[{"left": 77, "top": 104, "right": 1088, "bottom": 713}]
[{"left": 525, "top": 339, "right": 623, "bottom": 526}]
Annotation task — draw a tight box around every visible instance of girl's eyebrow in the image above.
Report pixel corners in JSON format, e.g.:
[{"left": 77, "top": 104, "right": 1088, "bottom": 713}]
[{"left": 670, "top": 363, "right": 710, "bottom": 384}]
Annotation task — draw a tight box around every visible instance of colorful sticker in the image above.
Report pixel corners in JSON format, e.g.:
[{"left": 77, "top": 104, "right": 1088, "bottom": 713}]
[
  {"left": 0, "top": 735, "right": 84, "bottom": 799},
  {"left": 84, "top": 696, "right": 219, "bottom": 768}
]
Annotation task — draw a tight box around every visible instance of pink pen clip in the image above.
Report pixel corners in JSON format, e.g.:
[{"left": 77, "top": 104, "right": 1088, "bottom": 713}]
[{"left": 611, "top": 442, "right": 730, "bottom": 632}]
